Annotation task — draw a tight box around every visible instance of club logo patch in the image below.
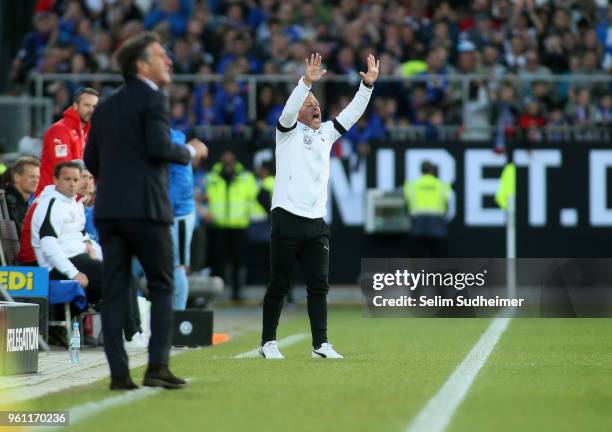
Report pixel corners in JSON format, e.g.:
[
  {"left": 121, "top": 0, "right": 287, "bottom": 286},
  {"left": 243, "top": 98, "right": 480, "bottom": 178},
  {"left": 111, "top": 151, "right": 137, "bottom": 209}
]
[{"left": 303, "top": 134, "right": 313, "bottom": 149}]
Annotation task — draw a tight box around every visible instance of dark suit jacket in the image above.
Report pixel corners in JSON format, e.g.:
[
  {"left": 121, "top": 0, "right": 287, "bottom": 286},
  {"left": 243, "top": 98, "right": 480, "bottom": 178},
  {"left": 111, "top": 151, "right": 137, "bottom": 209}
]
[
  {"left": 84, "top": 78, "right": 190, "bottom": 223},
  {"left": 4, "top": 185, "right": 29, "bottom": 237}
]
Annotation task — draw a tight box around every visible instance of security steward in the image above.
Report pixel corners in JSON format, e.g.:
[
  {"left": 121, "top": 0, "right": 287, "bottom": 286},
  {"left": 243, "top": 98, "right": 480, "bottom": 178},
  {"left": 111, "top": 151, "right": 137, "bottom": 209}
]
[
  {"left": 206, "top": 150, "right": 257, "bottom": 301},
  {"left": 248, "top": 161, "right": 275, "bottom": 288},
  {"left": 403, "top": 161, "right": 451, "bottom": 257}
]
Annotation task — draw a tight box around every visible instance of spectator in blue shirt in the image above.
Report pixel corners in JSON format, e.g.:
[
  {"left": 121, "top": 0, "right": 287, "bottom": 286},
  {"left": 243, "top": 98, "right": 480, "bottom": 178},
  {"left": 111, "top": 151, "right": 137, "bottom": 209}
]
[
  {"left": 143, "top": 0, "right": 192, "bottom": 37},
  {"left": 596, "top": 5, "right": 612, "bottom": 72},
  {"left": 78, "top": 167, "right": 103, "bottom": 259},
  {"left": 215, "top": 36, "right": 262, "bottom": 74},
  {"left": 213, "top": 79, "right": 248, "bottom": 128},
  {"left": 265, "top": 105, "right": 283, "bottom": 127},
  {"left": 168, "top": 129, "right": 208, "bottom": 310},
  {"left": 345, "top": 114, "right": 387, "bottom": 150},
  {"left": 418, "top": 47, "right": 450, "bottom": 106},
  {"left": 13, "top": 12, "right": 56, "bottom": 82},
  {"left": 170, "top": 101, "right": 191, "bottom": 134}
]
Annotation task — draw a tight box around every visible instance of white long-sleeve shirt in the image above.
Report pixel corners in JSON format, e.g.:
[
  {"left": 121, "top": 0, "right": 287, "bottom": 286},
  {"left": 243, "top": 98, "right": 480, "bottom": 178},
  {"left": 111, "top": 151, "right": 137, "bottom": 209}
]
[
  {"left": 31, "top": 188, "right": 89, "bottom": 278},
  {"left": 272, "top": 77, "right": 373, "bottom": 218}
]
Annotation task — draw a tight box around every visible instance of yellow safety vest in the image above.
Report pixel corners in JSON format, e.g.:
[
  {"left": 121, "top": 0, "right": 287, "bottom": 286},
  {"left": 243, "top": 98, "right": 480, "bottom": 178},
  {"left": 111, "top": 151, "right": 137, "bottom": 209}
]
[
  {"left": 251, "top": 176, "right": 275, "bottom": 221},
  {"left": 206, "top": 162, "right": 257, "bottom": 229},
  {"left": 399, "top": 60, "right": 427, "bottom": 77},
  {"left": 495, "top": 163, "right": 516, "bottom": 210},
  {"left": 403, "top": 174, "right": 450, "bottom": 216}
]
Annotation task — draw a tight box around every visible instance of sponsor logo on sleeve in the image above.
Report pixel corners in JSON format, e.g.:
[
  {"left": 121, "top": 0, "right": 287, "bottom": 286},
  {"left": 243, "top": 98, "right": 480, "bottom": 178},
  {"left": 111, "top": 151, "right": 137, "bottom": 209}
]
[{"left": 53, "top": 139, "right": 68, "bottom": 158}]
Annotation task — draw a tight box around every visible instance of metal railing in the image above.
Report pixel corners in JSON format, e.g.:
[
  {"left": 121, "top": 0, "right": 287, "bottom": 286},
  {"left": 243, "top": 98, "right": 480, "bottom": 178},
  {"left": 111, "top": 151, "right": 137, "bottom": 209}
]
[
  {"left": 386, "top": 125, "right": 611, "bottom": 142},
  {"left": 191, "top": 124, "right": 611, "bottom": 143},
  {"left": 0, "top": 96, "right": 52, "bottom": 153},
  {"left": 22, "top": 72, "right": 612, "bottom": 144}
]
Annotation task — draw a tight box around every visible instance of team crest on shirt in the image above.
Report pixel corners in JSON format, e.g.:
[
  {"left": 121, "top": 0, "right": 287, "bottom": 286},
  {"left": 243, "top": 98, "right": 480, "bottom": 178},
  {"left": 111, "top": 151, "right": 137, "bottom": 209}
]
[
  {"left": 53, "top": 139, "right": 68, "bottom": 157},
  {"left": 303, "top": 134, "right": 313, "bottom": 150}
]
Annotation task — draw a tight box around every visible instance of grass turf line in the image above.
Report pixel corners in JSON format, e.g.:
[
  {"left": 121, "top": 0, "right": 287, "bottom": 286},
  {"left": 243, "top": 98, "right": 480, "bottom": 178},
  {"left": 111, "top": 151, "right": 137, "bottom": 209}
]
[
  {"left": 448, "top": 318, "right": 612, "bottom": 432},
  {"left": 29, "top": 308, "right": 491, "bottom": 432}
]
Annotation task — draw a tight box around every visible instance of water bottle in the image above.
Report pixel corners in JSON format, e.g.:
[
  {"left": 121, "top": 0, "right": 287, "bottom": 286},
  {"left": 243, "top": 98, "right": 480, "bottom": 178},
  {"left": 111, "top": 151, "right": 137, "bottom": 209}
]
[{"left": 69, "top": 322, "right": 80, "bottom": 364}]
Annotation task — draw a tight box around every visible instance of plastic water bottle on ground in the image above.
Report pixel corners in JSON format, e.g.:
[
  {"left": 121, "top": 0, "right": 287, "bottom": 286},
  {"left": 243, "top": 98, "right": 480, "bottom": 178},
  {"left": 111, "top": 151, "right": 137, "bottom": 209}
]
[{"left": 69, "top": 322, "right": 80, "bottom": 364}]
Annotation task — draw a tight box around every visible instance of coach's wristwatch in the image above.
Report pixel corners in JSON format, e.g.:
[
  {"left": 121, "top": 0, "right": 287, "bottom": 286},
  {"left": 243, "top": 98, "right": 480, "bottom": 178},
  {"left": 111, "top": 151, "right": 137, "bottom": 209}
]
[{"left": 362, "top": 80, "right": 374, "bottom": 88}]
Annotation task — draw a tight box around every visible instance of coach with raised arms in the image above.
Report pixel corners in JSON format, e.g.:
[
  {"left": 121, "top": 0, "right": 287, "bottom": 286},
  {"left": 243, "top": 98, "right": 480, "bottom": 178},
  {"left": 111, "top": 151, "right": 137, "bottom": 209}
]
[{"left": 260, "top": 53, "right": 379, "bottom": 359}]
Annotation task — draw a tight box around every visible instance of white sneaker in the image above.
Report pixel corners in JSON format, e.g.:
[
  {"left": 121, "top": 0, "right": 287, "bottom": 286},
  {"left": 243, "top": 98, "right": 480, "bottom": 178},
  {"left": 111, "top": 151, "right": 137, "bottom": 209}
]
[
  {"left": 259, "top": 341, "right": 284, "bottom": 359},
  {"left": 312, "top": 343, "right": 344, "bottom": 359}
]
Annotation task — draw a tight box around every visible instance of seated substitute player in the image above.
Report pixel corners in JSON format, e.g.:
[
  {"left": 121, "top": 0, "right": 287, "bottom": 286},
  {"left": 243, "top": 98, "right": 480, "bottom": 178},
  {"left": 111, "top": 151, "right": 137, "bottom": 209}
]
[
  {"left": 31, "top": 161, "right": 102, "bottom": 305},
  {"left": 259, "top": 53, "right": 379, "bottom": 359}
]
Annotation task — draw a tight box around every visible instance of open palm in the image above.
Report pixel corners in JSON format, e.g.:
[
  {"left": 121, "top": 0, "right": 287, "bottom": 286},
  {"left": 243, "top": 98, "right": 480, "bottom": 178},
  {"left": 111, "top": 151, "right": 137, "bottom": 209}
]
[
  {"left": 359, "top": 54, "right": 380, "bottom": 85},
  {"left": 304, "top": 53, "right": 327, "bottom": 86}
]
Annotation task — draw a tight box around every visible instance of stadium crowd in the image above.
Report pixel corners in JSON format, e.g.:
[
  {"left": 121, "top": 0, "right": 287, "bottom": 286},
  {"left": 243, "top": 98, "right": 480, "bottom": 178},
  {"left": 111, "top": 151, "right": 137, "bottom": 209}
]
[
  {"left": 7, "top": 0, "right": 612, "bottom": 147},
  {"left": 0, "top": 0, "right": 610, "bottom": 342}
]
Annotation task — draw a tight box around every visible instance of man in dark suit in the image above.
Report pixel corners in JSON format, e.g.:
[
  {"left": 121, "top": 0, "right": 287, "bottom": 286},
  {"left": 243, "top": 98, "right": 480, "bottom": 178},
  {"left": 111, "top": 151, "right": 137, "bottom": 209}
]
[{"left": 84, "top": 32, "right": 207, "bottom": 391}]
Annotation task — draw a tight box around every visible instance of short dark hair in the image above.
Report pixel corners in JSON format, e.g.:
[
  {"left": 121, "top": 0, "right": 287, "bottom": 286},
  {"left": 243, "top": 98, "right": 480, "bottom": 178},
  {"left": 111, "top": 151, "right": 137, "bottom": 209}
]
[
  {"left": 54, "top": 161, "right": 82, "bottom": 178},
  {"left": 115, "top": 32, "right": 160, "bottom": 80},
  {"left": 260, "top": 160, "right": 275, "bottom": 175},
  {"left": 12, "top": 156, "right": 40, "bottom": 177},
  {"left": 74, "top": 87, "right": 100, "bottom": 103},
  {"left": 421, "top": 161, "right": 436, "bottom": 175}
]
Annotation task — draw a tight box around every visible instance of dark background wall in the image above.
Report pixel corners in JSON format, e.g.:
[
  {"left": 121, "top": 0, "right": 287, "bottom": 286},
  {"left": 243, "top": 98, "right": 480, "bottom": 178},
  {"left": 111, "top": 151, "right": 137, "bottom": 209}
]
[
  {"left": 0, "top": 0, "right": 37, "bottom": 93},
  {"left": 203, "top": 139, "right": 612, "bottom": 283}
]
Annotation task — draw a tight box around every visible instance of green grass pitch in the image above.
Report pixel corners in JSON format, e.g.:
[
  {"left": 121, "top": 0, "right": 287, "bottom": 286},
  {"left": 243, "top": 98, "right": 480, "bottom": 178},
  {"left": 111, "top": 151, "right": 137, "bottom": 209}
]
[{"left": 22, "top": 307, "right": 612, "bottom": 431}]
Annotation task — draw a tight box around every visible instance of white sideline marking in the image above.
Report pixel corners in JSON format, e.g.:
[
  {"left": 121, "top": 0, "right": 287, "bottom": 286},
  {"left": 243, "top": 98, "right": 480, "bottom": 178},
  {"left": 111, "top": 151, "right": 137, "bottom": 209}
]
[
  {"left": 42, "top": 378, "right": 194, "bottom": 431},
  {"left": 233, "top": 333, "right": 308, "bottom": 359},
  {"left": 42, "top": 388, "right": 160, "bottom": 431},
  {"left": 69, "top": 386, "right": 161, "bottom": 425},
  {"left": 405, "top": 318, "right": 511, "bottom": 432}
]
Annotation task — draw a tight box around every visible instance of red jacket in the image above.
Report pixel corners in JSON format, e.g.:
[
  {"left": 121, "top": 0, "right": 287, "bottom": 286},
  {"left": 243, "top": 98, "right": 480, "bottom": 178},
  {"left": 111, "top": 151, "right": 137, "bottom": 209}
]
[
  {"left": 519, "top": 114, "right": 546, "bottom": 130},
  {"left": 17, "top": 201, "right": 38, "bottom": 264},
  {"left": 18, "top": 185, "right": 58, "bottom": 263},
  {"left": 37, "top": 107, "right": 90, "bottom": 195}
]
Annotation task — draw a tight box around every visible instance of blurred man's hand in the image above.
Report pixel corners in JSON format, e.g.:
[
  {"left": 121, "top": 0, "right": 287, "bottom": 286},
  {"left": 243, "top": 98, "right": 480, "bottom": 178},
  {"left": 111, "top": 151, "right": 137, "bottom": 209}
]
[
  {"left": 74, "top": 272, "right": 89, "bottom": 288},
  {"left": 85, "top": 242, "right": 97, "bottom": 260},
  {"left": 188, "top": 138, "right": 209, "bottom": 161}
]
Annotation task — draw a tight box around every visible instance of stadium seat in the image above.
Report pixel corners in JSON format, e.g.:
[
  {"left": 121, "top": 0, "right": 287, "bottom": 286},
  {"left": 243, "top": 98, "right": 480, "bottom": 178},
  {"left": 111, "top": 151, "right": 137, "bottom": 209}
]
[
  {"left": 47, "top": 280, "right": 88, "bottom": 344},
  {"left": 0, "top": 219, "right": 20, "bottom": 265}
]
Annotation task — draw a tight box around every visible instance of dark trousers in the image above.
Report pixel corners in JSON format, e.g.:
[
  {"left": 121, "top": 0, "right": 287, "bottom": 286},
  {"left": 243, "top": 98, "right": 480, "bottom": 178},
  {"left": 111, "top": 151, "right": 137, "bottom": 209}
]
[
  {"left": 249, "top": 241, "right": 270, "bottom": 283},
  {"left": 210, "top": 227, "right": 246, "bottom": 300},
  {"left": 49, "top": 253, "right": 103, "bottom": 304},
  {"left": 97, "top": 219, "right": 174, "bottom": 377},
  {"left": 410, "top": 236, "right": 448, "bottom": 258},
  {"left": 189, "top": 223, "right": 208, "bottom": 271},
  {"left": 262, "top": 208, "right": 330, "bottom": 347}
]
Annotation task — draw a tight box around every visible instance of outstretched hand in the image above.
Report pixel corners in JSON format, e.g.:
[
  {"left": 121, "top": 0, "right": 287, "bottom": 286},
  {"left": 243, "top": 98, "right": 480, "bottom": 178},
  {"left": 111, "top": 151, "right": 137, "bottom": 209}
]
[
  {"left": 359, "top": 54, "right": 380, "bottom": 86},
  {"left": 187, "top": 138, "right": 208, "bottom": 161},
  {"left": 304, "top": 53, "right": 327, "bottom": 86}
]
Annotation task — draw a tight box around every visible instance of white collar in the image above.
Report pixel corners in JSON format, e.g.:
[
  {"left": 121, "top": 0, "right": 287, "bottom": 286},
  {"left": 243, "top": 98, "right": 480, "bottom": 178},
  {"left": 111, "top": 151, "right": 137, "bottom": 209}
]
[
  {"left": 137, "top": 75, "right": 159, "bottom": 91},
  {"left": 299, "top": 121, "right": 322, "bottom": 134},
  {"left": 51, "top": 189, "right": 78, "bottom": 203}
]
